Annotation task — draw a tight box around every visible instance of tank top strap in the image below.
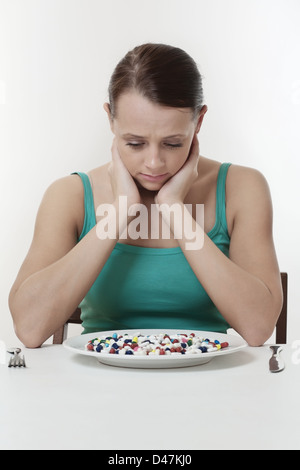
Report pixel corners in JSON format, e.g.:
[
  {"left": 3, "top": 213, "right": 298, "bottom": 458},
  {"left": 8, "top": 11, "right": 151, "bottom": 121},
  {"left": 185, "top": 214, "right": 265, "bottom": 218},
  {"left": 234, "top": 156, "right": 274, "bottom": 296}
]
[
  {"left": 72, "top": 172, "right": 96, "bottom": 241},
  {"left": 215, "top": 163, "right": 232, "bottom": 234}
]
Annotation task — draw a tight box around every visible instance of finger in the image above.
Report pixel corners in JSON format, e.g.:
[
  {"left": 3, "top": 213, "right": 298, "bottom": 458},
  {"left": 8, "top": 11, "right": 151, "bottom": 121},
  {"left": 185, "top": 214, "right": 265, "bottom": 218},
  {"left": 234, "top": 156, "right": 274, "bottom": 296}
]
[
  {"left": 111, "top": 138, "right": 118, "bottom": 160},
  {"left": 184, "top": 135, "right": 199, "bottom": 170},
  {"left": 111, "top": 138, "right": 123, "bottom": 165},
  {"left": 190, "top": 134, "right": 200, "bottom": 159}
]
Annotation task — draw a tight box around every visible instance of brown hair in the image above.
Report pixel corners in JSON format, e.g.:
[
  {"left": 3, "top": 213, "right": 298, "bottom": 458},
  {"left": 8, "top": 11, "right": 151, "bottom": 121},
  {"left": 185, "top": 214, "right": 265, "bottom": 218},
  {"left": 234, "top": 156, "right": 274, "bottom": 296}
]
[{"left": 108, "top": 43, "right": 204, "bottom": 119}]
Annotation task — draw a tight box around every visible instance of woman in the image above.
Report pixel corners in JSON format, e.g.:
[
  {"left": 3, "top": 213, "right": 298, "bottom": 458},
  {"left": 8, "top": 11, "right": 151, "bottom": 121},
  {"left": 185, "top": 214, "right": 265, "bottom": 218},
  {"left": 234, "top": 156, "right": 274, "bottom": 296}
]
[{"left": 9, "top": 43, "right": 283, "bottom": 348}]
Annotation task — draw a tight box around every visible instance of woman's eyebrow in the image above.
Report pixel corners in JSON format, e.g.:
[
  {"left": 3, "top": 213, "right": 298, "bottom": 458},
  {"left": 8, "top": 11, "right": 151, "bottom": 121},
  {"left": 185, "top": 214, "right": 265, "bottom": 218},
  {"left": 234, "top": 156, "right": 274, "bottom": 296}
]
[
  {"left": 163, "top": 134, "right": 187, "bottom": 139},
  {"left": 122, "top": 133, "right": 144, "bottom": 139},
  {"left": 121, "top": 133, "right": 186, "bottom": 139}
]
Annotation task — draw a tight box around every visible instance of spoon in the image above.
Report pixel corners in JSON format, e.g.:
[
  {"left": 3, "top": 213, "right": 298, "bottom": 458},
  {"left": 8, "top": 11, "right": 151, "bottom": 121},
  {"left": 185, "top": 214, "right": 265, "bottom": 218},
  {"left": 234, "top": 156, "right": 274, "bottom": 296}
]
[{"left": 269, "top": 345, "right": 285, "bottom": 373}]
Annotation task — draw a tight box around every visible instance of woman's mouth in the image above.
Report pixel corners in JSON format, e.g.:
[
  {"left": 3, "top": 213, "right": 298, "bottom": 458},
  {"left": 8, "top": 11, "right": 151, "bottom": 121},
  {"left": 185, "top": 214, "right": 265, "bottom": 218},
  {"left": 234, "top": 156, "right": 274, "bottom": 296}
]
[{"left": 139, "top": 173, "right": 169, "bottom": 183}]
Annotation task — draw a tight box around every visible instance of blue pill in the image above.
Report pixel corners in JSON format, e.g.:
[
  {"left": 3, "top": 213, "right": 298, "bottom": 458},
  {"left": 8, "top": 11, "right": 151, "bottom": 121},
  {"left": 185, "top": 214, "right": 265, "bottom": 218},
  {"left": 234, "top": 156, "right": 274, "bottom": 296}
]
[{"left": 125, "top": 350, "right": 134, "bottom": 355}]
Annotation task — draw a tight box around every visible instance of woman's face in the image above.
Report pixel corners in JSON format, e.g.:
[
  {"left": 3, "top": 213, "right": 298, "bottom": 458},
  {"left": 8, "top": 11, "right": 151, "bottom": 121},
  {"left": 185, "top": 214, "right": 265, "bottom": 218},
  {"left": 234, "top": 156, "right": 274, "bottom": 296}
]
[{"left": 105, "top": 91, "right": 206, "bottom": 191}]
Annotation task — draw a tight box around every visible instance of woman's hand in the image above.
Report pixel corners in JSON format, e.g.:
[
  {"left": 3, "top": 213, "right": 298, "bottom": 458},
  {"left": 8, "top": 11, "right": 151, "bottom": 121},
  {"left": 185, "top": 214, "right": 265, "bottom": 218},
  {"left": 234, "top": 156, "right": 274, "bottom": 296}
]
[
  {"left": 155, "top": 134, "right": 200, "bottom": 206},
  {"left": 108, "top": 138, "right": 141, "bottom": 208}
]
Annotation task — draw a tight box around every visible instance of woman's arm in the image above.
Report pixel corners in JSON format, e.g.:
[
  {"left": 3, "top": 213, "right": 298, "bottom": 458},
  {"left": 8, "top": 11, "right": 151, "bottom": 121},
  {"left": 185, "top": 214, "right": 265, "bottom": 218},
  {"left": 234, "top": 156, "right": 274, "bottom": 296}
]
[
  {"left": 156, "top": 139, "right": 283, "bottom": 346},
  {"left": 9, "top": 142, "right": 140, "bottom": 348}
]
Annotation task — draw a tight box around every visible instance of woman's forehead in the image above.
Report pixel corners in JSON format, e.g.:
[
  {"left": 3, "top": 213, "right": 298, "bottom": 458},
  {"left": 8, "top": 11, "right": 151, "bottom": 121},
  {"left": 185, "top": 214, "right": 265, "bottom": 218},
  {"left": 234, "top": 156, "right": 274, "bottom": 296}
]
[{"left": 114, "top": 91, "right": 194, "bottom": 136}]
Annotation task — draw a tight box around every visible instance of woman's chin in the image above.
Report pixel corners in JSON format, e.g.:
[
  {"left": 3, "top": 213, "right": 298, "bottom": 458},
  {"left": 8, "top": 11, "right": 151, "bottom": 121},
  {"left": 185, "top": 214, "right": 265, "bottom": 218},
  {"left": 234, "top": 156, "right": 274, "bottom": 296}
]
[{"left": 135, "top": 178, "right": 164, "bottom": 192}]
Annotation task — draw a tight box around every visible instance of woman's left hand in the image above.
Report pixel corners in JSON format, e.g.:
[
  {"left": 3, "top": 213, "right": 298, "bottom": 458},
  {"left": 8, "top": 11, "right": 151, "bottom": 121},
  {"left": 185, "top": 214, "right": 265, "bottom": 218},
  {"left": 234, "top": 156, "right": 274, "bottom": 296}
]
[{"left": 155, "top": 134, "right": 200, "bottom": 206}]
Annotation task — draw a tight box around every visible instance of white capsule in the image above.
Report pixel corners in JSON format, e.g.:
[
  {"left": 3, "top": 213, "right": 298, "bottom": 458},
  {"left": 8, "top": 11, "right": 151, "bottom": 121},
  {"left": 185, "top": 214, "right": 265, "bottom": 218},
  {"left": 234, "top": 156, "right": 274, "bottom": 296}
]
[{"left": 136, "top": 349, "right": 147, "bottom": 356}]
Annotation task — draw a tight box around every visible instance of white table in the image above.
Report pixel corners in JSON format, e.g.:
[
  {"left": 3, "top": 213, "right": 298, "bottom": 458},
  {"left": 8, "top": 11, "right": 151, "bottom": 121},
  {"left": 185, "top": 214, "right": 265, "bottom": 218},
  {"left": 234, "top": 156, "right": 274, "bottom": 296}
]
[{"left": 0, "top": 343, "right": 299, "bottom": 450}]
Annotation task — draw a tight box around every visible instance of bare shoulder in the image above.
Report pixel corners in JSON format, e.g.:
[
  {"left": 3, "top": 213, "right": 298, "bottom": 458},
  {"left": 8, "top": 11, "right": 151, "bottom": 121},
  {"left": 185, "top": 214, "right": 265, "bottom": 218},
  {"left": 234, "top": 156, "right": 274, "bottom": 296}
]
[
  {"left": 227, "top": 164, "right": 272, "bottom": 207},
  {"left": 41, "top": 164, "right": 111, "bottom": 230},
  {"left": 38, "top": 174, "right": 85, "bottom": 233},
  {"left": 227, "top": 164, "right": 270, "bottom": 194},
  {"left": 226, "top": 164, "right": 273, "bottom": 233},
  {"left": 42, "top": 173, "right": 84, "bottom": 204}
]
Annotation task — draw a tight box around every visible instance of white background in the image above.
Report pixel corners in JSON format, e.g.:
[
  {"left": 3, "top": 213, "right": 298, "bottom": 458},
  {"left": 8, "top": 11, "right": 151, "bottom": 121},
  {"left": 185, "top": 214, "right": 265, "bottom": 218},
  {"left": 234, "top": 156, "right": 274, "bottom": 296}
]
[{"left": 0, "top": 0, "right": 299, "bottom": 346}]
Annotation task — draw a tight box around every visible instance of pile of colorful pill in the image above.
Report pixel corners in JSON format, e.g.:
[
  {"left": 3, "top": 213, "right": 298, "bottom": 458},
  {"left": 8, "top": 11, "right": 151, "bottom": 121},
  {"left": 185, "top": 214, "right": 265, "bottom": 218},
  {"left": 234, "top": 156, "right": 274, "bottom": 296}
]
[{"left": 85, "top": 332, "right": 229, "bottom": 356}]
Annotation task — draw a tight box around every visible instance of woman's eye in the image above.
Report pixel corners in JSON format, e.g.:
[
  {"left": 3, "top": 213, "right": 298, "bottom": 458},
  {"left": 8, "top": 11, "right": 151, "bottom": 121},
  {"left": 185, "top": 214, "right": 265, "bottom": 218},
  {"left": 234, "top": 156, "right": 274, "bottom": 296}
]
[
  {"left": 126, "top": 142, "right": 183, "bottom": 150},
  {"left": 165, "top": 143, "right": 183, "bottom": 149},
  {"left": 126, "top": 142, "right": 144, "bottom": 148}
]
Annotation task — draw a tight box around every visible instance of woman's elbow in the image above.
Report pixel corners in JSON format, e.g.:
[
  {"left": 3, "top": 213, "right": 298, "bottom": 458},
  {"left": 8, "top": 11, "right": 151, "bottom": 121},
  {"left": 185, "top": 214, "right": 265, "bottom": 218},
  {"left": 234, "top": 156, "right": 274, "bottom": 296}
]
[
  {"left": 245, "top": 332, "right": 270, "bottom": 348},
  {"left": 243, "top": 303, "right": 283, "bottom": 347},
  {"left": 9, "top": 292, "right": 46, "bottom": 348},
  {"left": 241, "top": 325, "right": 274, "bottom": 347},
  {"left": 13, "top": 321, "right": 44, "bottom": 349}
]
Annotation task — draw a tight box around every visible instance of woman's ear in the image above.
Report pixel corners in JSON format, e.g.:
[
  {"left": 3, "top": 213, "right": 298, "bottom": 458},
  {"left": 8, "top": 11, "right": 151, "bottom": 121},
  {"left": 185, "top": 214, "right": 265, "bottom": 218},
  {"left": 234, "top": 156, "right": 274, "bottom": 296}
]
[
  {"left": 103, "top": 102, "right": 114, "bottom": 132},
  {"left": 195, "top": 105, "right": 208, "bottom": 134}
]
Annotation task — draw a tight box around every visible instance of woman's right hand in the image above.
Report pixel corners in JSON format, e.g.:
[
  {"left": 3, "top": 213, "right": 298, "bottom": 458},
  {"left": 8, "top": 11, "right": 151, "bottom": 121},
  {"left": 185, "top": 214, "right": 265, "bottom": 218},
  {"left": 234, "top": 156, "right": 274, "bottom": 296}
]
[{"left": 108, "top": 138, "right": 141, "bottom": 208}]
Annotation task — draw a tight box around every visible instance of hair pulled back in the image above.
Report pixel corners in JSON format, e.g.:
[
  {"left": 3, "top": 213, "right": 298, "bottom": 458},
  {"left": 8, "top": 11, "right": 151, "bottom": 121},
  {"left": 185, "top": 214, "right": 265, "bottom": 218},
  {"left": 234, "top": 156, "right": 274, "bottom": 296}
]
[{"left": 108, "top": 43, "right": 204, "bottom": 119}]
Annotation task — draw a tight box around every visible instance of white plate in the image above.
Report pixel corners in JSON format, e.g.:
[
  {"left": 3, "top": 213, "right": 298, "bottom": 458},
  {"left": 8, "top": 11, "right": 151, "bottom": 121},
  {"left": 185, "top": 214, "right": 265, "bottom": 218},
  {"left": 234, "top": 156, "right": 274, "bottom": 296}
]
[{"left": 63, "top": 329, "right": 247, "bottom": 369}]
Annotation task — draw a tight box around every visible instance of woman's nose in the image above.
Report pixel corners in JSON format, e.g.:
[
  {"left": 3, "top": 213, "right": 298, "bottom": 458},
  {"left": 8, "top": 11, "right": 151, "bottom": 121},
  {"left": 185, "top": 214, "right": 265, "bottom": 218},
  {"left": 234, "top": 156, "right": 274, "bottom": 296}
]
[{"left": 144, "top": 147, "right": 165, "bottom": 171}]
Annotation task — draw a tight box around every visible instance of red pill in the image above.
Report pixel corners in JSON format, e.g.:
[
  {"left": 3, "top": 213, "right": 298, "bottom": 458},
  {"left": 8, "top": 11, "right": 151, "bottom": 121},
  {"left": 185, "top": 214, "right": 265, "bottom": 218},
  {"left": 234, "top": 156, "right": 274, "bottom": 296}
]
[
  {"left": 221, "top": 342, "right": 229, "bottom": 349},
  {"left": 109, "top": 348, "right": 116, "bottom": 354},
  {"left": 87, "top": 344, "right": 94, "bottom": 351}
]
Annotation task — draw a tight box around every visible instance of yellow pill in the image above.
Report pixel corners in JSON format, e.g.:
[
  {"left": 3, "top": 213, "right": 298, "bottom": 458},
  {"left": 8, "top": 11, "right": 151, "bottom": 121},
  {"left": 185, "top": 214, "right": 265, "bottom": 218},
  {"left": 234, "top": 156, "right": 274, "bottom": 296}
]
[{"left": 133, "top": 336, "right": 138, "bottom": 343}]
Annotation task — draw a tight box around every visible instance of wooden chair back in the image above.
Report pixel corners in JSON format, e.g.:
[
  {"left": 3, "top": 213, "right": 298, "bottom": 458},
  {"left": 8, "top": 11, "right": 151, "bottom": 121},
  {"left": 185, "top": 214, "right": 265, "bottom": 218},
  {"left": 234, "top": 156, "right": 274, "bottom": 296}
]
[
  {"left": 276, "top": 272, "right": 288, "bottom": 344},
  {"left": 52, "top": 308, "right": 81, "bottom": 345}
]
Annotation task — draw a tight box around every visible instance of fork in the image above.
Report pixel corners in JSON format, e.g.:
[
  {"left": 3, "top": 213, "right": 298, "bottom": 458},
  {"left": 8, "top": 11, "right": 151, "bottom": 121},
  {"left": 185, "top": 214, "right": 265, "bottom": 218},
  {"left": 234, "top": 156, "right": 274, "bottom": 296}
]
[{"left": 7, "top": 348, "right": 26, "bottom": 368}]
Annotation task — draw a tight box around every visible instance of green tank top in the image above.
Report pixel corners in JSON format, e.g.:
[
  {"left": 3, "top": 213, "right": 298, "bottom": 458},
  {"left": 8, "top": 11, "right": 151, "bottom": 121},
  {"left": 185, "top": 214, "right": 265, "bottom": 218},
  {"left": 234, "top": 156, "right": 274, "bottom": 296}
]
[{"left": 74, "top": 163, "right": 232, "bottom": 334}]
